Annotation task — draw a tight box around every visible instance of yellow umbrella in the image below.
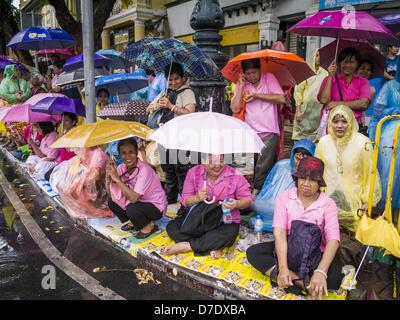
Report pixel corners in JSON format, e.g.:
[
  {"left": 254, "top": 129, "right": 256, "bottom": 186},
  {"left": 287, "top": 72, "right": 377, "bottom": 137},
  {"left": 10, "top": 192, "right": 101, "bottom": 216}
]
[{"left": 51, "top": 119, "right": 153, "bottom": 148}]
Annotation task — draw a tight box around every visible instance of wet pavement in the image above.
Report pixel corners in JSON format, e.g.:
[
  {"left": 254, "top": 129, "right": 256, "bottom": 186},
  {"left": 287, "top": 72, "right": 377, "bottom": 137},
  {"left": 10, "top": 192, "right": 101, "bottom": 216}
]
[{"left": 0, "top": 156, "right": 210, "bottom": 300}]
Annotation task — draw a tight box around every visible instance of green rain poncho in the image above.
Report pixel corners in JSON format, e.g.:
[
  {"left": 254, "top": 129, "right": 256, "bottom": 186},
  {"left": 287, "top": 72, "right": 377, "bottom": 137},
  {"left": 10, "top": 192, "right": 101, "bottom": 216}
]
[
  {"left": 315, "top": 105, "right": 382, "bottom": 232},
  {"left": 292, "top": 50, "right": 328, "bottom": 142},
  {"left": 0, "top": 64, "right": 31, "bottom": 104}
]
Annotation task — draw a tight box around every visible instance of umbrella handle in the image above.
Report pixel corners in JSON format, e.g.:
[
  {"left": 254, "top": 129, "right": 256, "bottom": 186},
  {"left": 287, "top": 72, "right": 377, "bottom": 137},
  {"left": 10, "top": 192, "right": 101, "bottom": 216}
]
[
  {"left": 202, "top": 179, "right": 216, "bottom": 204},
  {"left": 209, "top": 97, "right": 213, "bottom": 112}
]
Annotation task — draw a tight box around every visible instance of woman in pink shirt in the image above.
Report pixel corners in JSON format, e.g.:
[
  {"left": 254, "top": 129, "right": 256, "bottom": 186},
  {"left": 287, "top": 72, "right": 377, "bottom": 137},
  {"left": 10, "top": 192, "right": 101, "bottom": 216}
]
[
  {"left": 247, "top": 157, "right": 342, "bottom": 300},
  {"left": 26, "top": 121, "right": 59, "bottom": 180},
  {"left": 161, "top": 154, "right": 253, "bottom": 258},
  {"left": 106, "top": 138, "right": 167, "bottom": 239},
  {"left": 318, "top": 47, "right": 371, "bottom": 127}
]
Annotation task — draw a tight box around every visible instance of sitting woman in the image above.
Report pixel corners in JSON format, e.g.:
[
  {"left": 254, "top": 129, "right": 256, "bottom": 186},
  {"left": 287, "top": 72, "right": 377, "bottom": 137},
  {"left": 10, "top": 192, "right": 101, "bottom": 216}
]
[
  {"left": 247, "top": 157, "right": 342, "bottom": 300},
  {"left": 315, "top": 105, "right": 381, "bottom": 231},
  {"left": 106, "top": 138, "right": 167, "bottom": 238},
  {"left": 25, "top": 121, "right": 59, "bottom": 180},
  {"left": 10, "top": 123, "right": 42, "bottom": 161},
  {"left": 50, "top": 146, "right": 112, "bottom": 219},
  {"left": 161, "top": 154, "right": 253, "bottom": 258},
  {"left": 44, "top": 112, "right": 78, "bottom": 180},
  {"left": 254, "top": 138, "right": 315, "bottom": 231}
]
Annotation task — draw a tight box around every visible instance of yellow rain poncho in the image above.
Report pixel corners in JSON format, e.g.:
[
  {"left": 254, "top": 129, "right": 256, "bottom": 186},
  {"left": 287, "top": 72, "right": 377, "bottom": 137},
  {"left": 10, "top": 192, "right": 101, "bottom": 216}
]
[
  {"left": 292, "top": 50, "right": 328, "bottom": 142},
  {"left": 315, "top": 105, "right": 382, "bottom": 231}
]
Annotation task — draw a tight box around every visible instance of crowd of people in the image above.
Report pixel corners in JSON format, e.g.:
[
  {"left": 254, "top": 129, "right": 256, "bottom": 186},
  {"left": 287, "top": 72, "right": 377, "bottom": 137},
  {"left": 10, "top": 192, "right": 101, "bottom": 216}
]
[{"left": 0, "top": 42, "right": 399, "bottom": 300}]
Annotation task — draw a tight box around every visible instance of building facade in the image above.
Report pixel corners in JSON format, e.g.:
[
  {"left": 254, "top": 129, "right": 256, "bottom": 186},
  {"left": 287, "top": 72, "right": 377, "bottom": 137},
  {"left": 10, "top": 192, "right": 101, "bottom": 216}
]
[{"left": 165, "top": 0, "right": 400, "bottom": 62}]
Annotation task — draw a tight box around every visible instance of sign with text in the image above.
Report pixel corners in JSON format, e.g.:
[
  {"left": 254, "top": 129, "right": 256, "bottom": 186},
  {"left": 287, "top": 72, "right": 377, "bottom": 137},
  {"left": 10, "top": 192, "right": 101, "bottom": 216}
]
[{"left": 320, "top": 0, "right": 393, "bottom": 9}]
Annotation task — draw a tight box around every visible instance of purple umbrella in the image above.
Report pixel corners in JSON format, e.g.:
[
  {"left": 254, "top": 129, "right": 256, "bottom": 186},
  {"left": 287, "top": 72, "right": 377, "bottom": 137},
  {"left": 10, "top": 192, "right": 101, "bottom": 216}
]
[
  {"left": 31, "top": 97, "right": 86, "bottom": 117},
  {"left": 289, "top": 10, "right": 400, "bottom": 45},
  {"left": 63, "top": 53, "right": 111, "bottom": 72},
  {"left": 379, "top": 14, "right": 400, "bottom": 35},
  {"left": 0, "top": 56, "right": 28, "bottom": 73}
]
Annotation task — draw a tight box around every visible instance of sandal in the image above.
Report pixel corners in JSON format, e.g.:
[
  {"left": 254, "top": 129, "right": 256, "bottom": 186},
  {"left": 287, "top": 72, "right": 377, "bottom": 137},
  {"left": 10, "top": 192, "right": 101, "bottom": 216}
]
[
  {"left": 121, "top": 222, "right": 135, "bottom": 232},
  {"left": 135, "top": 225, "right": 159, "bottom": 239}
]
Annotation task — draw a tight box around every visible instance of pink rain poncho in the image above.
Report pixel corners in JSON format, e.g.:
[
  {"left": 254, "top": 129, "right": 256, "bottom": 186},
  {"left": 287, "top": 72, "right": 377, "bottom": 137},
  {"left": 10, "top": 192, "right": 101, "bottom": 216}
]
[{"left": 50, "top": 147, "right": 113, "bottom": 219}]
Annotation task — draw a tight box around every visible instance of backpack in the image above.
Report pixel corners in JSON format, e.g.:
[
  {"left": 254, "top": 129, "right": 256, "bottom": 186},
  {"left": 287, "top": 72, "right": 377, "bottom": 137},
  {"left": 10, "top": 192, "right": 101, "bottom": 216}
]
[
  {"left": 271, "top": 220, "right": 322, "bottom": 283},
  {"left": 146, "top": 87, "right": 194, "bottom": 129}
]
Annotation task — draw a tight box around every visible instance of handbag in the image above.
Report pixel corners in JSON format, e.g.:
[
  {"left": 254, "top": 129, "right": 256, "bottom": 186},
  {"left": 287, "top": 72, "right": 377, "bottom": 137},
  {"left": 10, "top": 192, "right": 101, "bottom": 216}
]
[
  {"left": 232, "top": 97, "right": 246, "bottom": 121},
  {"left": 180, "top": 201, "right": 223, "bottom": 237}
]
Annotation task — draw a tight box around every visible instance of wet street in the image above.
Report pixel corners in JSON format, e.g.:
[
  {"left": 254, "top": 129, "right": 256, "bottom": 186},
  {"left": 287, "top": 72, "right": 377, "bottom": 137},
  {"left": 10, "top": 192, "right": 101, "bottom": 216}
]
[{"left": 0, "top": 156, "right": 210, "bottom": 300}]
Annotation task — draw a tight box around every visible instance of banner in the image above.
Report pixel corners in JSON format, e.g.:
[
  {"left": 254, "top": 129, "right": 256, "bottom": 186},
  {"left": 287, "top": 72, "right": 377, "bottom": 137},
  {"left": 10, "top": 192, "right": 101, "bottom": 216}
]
[{"left": 320, "top": 0, "right": 393, "bottom": 9}]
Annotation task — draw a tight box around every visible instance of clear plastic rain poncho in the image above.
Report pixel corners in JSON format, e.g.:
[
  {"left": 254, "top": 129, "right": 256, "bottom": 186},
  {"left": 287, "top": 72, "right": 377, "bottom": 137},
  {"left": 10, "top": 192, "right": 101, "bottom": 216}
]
[
  {"left": 292, "top": 50, "right": 328, "bottom": 142},
  {"left": 254, "top": 138, "right": 316, "bottom": 231},
  {"left": 315, "top": 105, "right": 382, "bottom": 231},
  {"left": 50, "top": 147, "right": 113, "bottom": 219},
  {"left": 0, "top": 64, "right": 31, "bottom": 104},
  {"left": 367, "top": 58, "right": 400, "bottom": 209}
]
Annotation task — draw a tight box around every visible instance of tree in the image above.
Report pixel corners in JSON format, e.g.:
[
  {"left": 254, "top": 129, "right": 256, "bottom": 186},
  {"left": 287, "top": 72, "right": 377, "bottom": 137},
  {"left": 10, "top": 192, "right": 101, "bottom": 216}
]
[
  {"left": 0, "top": 0, "right": 33, "bottom": 65},
  {"left": 48, "top": 0, "right": 117, "bottom": 52}
]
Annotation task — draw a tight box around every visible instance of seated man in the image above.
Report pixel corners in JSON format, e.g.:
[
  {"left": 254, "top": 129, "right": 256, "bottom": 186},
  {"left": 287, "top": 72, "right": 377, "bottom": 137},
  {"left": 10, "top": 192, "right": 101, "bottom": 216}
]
[
  {"left": 247, "top": 157, "right": 342, "bottom": 300},
  {"left": 161, "top": 154, "right": 253, "bottom": 259},
  {"left": 254, "top": 138, "right": 315, "bottom": 231}
]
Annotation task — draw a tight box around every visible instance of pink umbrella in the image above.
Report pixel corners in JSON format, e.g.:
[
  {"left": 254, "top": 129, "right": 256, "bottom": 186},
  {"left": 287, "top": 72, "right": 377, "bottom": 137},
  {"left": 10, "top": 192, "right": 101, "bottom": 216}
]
[
  {"left": 36, "top": 48, "right": 74, "bottom": 59},
  {"left": 0, "top": 104, "right": 61, "bottom": 123},
  {"left": 23, "top": 93, "right": 66, "bottom": 106},
  {"left": 319, "top": 39, "right": 385, "bottom": 78},
  {"left": 289, "top": 10, "right": 399, "bottom": 44}
]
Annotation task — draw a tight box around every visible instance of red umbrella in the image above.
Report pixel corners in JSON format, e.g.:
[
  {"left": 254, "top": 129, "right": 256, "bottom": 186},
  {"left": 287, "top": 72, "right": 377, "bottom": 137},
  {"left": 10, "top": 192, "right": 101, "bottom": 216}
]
[
  {"left": 221, "top": 49, "right": 315, "bottom": 88},
  {"left": 319, "top": 39, "right": 385, "bottom": 78},
  {"left": 36, "top": 48, "right": 74, "bottom": 59}
]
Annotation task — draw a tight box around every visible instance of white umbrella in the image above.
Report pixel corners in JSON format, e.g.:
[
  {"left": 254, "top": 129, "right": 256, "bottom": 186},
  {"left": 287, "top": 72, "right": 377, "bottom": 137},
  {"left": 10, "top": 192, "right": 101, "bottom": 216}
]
[{"left": 149, "top": 98, "right": 265, "bottom": 155}]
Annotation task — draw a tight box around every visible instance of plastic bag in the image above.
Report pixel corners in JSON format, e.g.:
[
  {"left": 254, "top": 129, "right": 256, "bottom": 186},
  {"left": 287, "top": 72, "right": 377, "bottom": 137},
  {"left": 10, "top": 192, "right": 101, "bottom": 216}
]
[
  {"left": 50, "top": 147, "right": 113, "bottom": 219},
  {"left": 316, "top": 108, "right": 329, "bottom": 140}
]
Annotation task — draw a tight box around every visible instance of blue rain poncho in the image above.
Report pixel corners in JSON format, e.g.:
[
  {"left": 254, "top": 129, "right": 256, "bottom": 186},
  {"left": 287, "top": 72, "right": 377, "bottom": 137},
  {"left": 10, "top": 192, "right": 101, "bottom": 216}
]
[{"left": 254, "top": 138, "right": 316, "bottom": 231}]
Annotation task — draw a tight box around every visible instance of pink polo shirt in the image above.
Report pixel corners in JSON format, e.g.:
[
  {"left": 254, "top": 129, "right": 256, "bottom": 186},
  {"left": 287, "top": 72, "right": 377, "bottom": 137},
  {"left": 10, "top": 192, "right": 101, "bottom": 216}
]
[
  {"left": 109, "top": 160, "right": 167, "bottom": 214},
  {"left": 234, "top": 72, "right": 283, "bottom": 139},
  {"left": 318, "top": 74, "right": 371, "bottom": 124},
  {"left": 181, "top": 164, "right": 253, "bottom": 224},
  {"left": 40, "top": 131, "right": 59, "bottom": 161},
  {"left": 273, "top": 188, "right": 340, "bottom": 252}
]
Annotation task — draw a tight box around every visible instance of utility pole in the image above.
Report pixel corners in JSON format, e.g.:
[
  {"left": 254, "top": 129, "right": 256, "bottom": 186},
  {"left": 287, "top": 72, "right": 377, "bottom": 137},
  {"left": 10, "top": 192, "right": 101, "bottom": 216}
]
[
  {"left": 81, "top": 0, "right": 96, "bottom": 123},
  {"left": 31, "top": 11, "right": 39, "bottom": 70}
]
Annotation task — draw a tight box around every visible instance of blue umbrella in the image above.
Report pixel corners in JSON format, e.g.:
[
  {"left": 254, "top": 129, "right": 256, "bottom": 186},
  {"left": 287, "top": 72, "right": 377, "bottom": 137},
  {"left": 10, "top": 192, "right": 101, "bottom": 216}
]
[
  {"left": 7, "top": 26, "right": 76, "bottom": 51},
  {"left": 95, "top": 73, "right": 148, "bottom": 96},
  {"left": 31, "top": 97, "right": 86, "bottom": 117},
  {"left": 122, "top": 37, "right": 220, "bottom": 80},
  {"left": 63, "top": 53, "right": 112, "bottom": 72},
  {"left": 96, "top": 49, "right": 135, "bottom": 70},
  {"left": 379, "top": 14, "right": 400, "bottom": 35}
]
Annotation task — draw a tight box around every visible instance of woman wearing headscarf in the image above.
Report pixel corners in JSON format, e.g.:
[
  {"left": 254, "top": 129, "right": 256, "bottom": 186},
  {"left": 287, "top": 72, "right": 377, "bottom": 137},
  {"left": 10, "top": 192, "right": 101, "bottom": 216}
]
[
  {"left": 315, "top": 105, "right": 382, "bottom": 231},
  {"left": 292, "top": 50, "right": 328, "bottom": 142},
  {"left": 0, "top": 64, "right": 31, "bottom": 104}
]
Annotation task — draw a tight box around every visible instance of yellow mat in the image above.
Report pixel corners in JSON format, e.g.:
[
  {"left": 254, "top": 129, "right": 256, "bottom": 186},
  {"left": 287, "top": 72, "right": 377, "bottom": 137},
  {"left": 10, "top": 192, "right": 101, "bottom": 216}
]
[{"left": 138, "top": 231, "right": 347, "bottom": 301}]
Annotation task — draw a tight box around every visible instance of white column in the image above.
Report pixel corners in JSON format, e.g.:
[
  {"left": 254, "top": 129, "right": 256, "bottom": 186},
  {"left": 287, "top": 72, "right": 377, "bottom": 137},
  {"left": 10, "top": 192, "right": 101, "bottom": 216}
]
[
  {"left": 259, "top": 10, "right": 280, "bottom": 49},
  {"left": 305, "top": 2, "right": 321, "bottom": 63}
]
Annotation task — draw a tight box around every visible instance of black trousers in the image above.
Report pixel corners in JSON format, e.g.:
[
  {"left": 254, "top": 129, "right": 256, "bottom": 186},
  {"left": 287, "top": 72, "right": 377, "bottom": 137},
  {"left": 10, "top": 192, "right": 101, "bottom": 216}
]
[
  {"left": 108, "top": 199, "right": 162, "bottom": 231},
  {"left": 246, "top": 242, "right": 343, "bottom": 290},
  {"left": 166, "top": 216, "right": 240, "bottom": 255},
  {"left": 160, "top": 149, "right": 191, "bottom": 203}
]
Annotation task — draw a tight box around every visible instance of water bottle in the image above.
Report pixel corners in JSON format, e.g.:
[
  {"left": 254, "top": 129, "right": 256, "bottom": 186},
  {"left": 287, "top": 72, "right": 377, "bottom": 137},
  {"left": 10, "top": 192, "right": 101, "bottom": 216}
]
[
  {"left": 222, "top": 199, "right": 233, "bottom": 224},
  {"left": 254, "top": 215, "right": 263, "bottom": 242}
]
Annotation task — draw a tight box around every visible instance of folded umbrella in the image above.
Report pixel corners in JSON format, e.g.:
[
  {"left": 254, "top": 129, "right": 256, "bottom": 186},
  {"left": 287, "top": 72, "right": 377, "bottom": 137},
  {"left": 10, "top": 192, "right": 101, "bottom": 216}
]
[
  {"left": 0, "top": 104, "right": 61, "bottom": 123},
  {"left": 31, "top": 97, "right": 86, "bottom": 117},
  {"left": 63, "top": 53, "right": 112, "bottom": 72},
  {"left": 94, "top": 73, "right": 148, "bottom": 96},
  {"left": 221, "top": 49, "right": 315, "bottom": 87},
  {"left": 96, "top": 49, "right": 135, "bottom": 70},
  {"left": 150, "top": 99, "right": 264, "bottom": 155},
  {"left": 319, "top": 39, "right": 385, "bottom": 78},
  {"left": 56, "top": 68, "right": 110, "bottom": 87},
  {"left": 7, "top": 26, "right": 76, "bottom": 50},
  {"left": 51, "top": 119, "right": 152, "bottom": 148}
]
